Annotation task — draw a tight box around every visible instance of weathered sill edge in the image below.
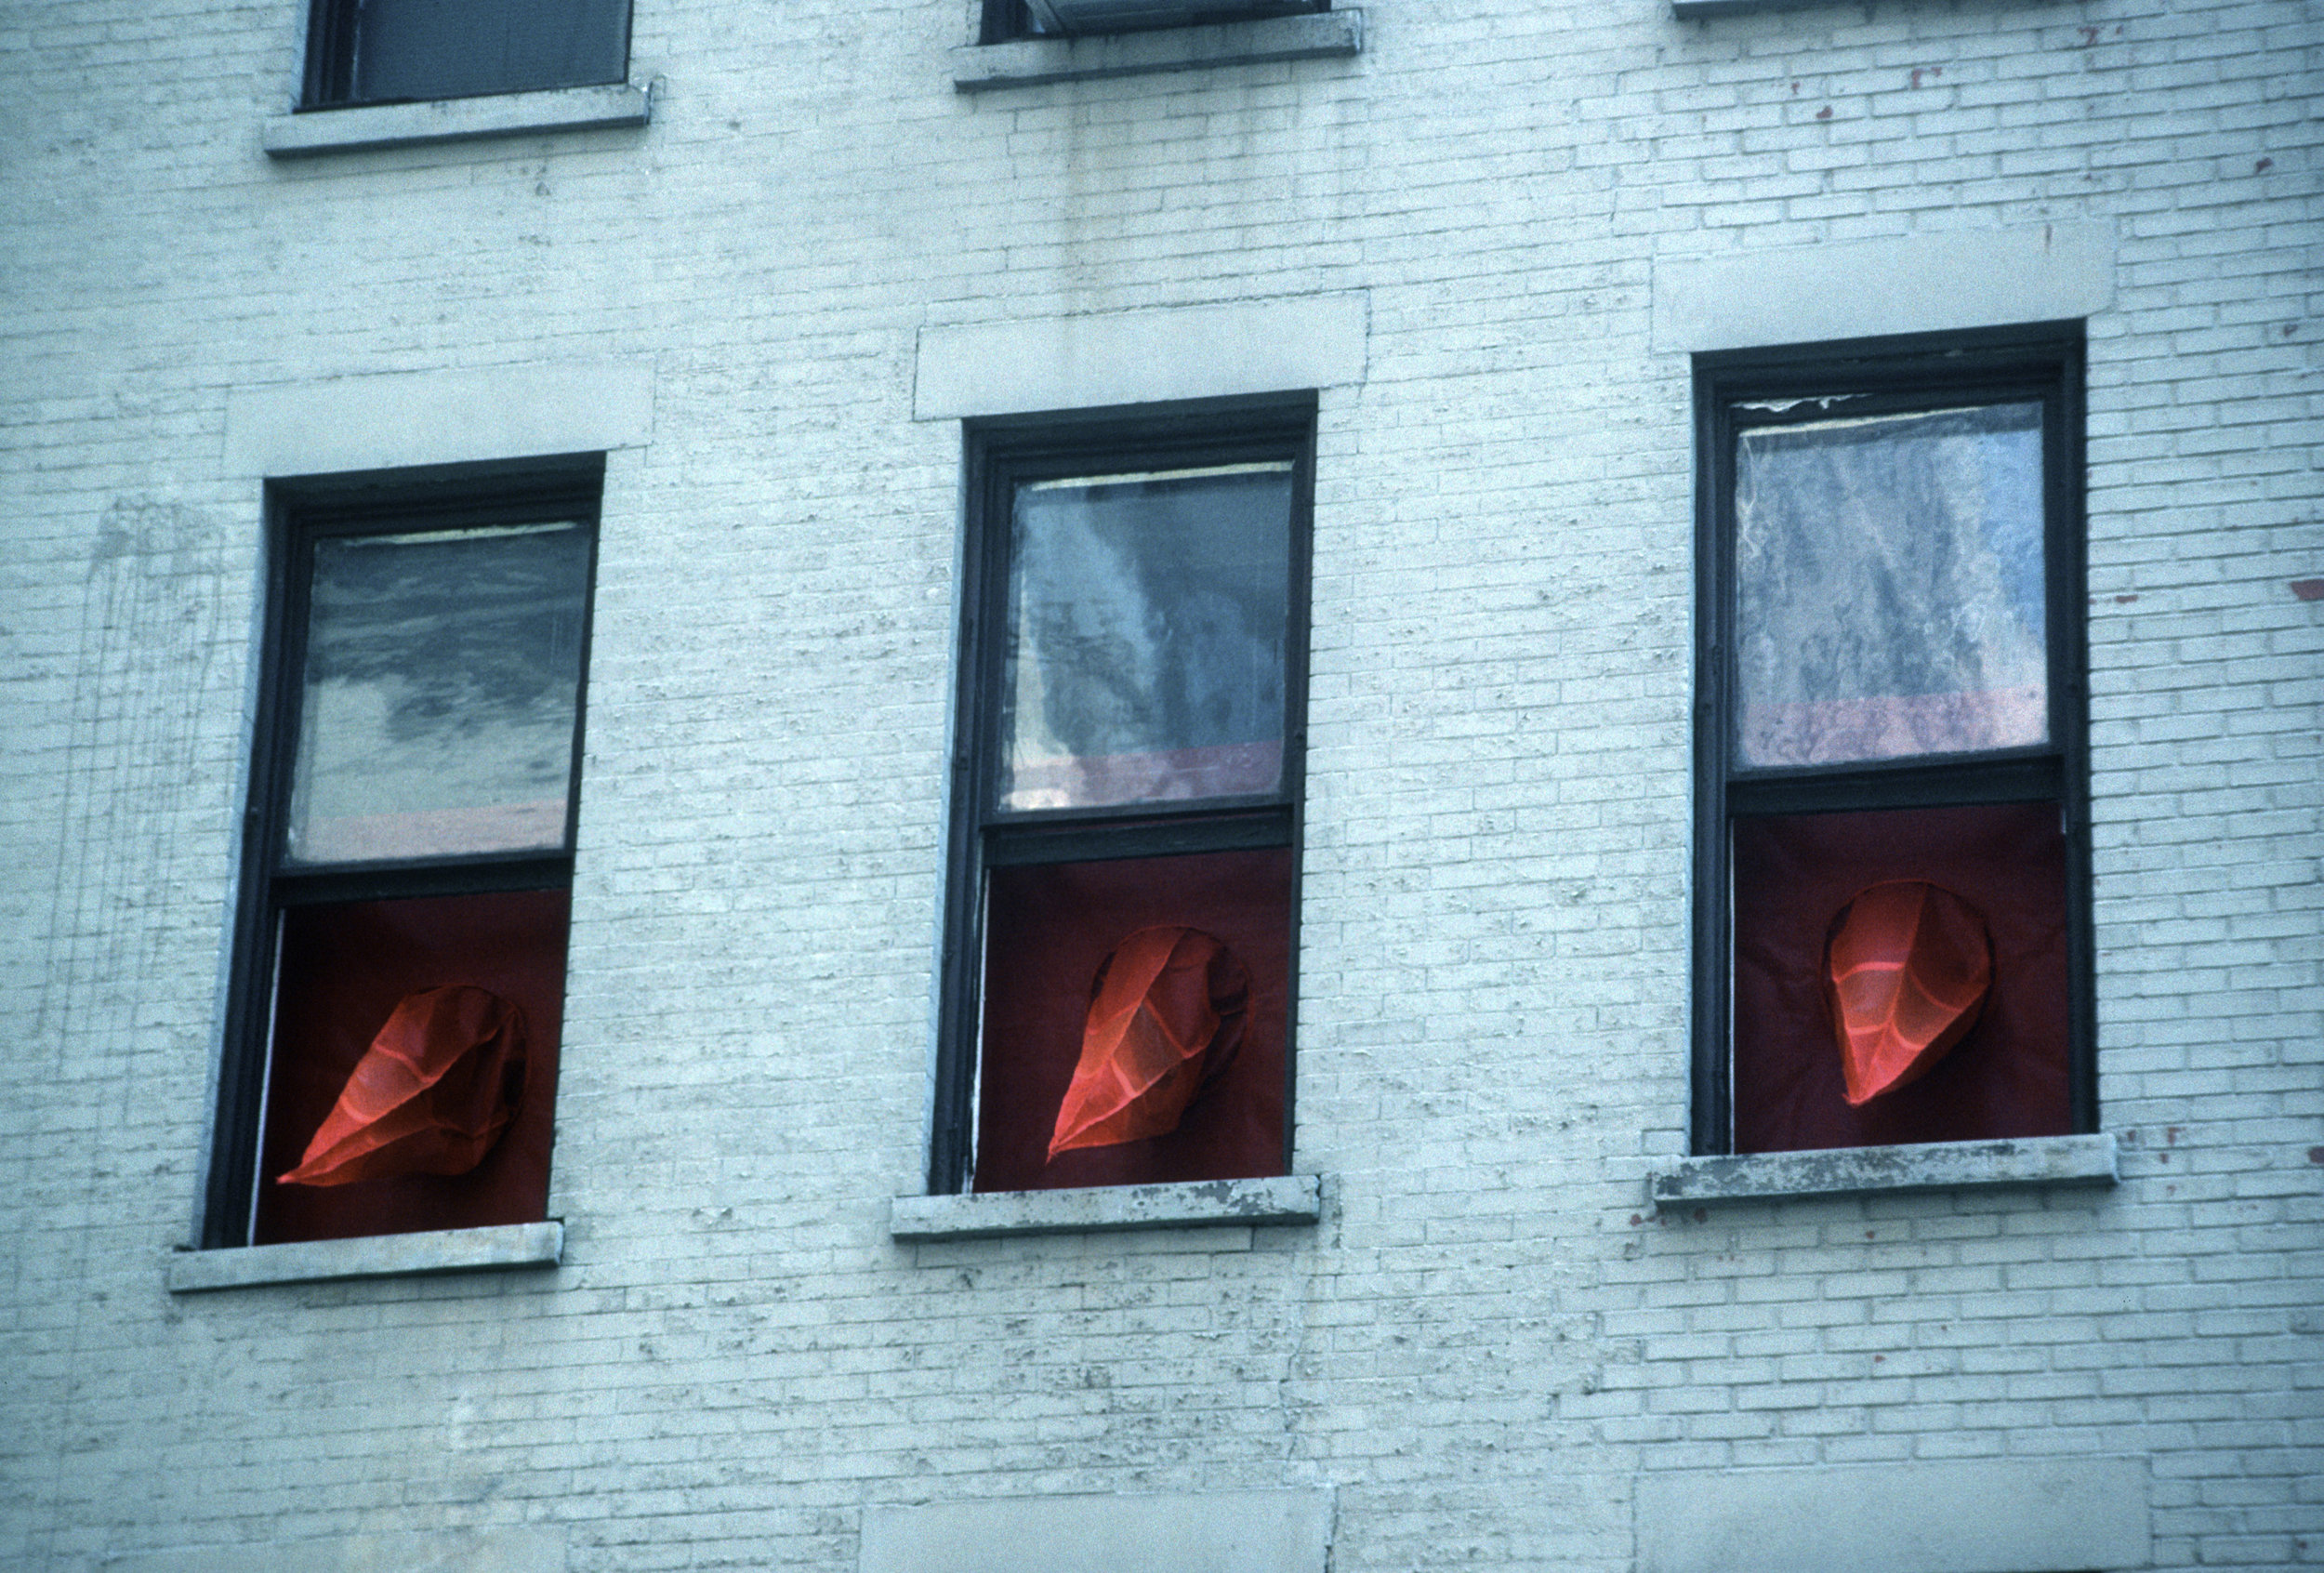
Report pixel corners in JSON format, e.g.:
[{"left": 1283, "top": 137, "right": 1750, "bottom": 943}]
[
  {"left": 167, "top": 1221, "right": 564, "bottom": 1292},
  {"left": 262, "top": 84, "right": 649, "bottom": 157},
  {"left": 892, "top": 1174, "right": 1323, "bottom": 1240},
  {"left": 1650, "top": 1133, "right": 2119, "bottom": 1209},
  {"left": 952, "top": 11, "right": 1361, "bottom": 92}
]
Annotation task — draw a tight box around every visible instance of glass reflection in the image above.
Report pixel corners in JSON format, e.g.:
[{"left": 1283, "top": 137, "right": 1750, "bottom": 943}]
[
  {"left": 1000, "top": 463, "right": 1291, "bottom": 812},
  {"left": 286, "top": 522, "right": 589, "bottom": 864},
  {"left": 1734, "top": 403, "right": 2047, "bottom": 769}
]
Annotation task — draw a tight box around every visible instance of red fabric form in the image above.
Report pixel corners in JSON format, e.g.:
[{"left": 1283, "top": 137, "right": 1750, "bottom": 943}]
[
  {"left": 978, "top": 849, "right": 1290, "bottom": 1193},
  {"left": 255, "top": 890, "right": 566, "bottom": 1244},
  {"left": 1822, "top": 881, "right": 1993, "bottom": 1105},
  {"left": 1732, "top": 803, "right": 2068, "bottom": 1154},
  {"left": 1049, "top": 927, "right": 1249, "bottom": 1159},
  {"left": 277, "top": 985, "right": 529, "bottom": 1186}
]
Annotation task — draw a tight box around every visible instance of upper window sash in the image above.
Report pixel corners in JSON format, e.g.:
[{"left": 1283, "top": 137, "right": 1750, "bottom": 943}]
[
  {"left": 991, "top": 460, "right": 1297, "bottom": 819},
  {"left": 280, "top": 521, "right": 591, "bottom": 868},
  {"left": 1702, "top": 358, "right": 2082, "bottom": 800}
]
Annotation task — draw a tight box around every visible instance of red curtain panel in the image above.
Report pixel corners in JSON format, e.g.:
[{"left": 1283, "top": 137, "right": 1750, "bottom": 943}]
[
  {"left": 255, "top": 889, "right": 567, "bottom": 1244},
  {"left": 1731, "top": 803, "right": 2068, "bottom": 1154},
  {"left": 978, "top": 849, "right": 1290, "bottom": 1193}
]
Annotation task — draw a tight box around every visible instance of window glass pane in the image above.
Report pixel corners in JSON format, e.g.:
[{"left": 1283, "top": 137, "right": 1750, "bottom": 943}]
[
  {"left": 352, "top": 0, "right": 629, "bottom": 103},
  {"left": 286, "top": 522, "right": 589, "bottom": 864},
  {"left": 1733, "top": 403, "right": 2046, "bottom": 769},
  {"left": 999, "top": 463, "right": 1292, "bottom": 812}
]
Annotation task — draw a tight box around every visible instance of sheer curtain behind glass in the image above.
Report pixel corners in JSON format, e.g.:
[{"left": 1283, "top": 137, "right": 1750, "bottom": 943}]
[
  {"left": 999, "top": 463, "right": 1292, "bottom": 811},
  {"left": 287, "top": 522, "right": 589, "bottom": 864},
  {"left": 1733, "top": 403, "right": 2047, "bottom": 769}
]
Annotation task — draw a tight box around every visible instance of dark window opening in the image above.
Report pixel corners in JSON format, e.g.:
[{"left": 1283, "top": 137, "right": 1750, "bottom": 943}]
[
  {"left": 934, "top": 403, "right": 1314, "bottom": 1195},
  {"left": 982, "top": 0, "right": 1327, "bottom": 44},
  {"left": 204, "top": 458, "right": 601, "bottom": 1249},
  {"left": 1693, "top": 328, "right": 2091, "bottom": 1157},
  {"left": 303, "top": 0, "right": 632, "bottom": 109}
]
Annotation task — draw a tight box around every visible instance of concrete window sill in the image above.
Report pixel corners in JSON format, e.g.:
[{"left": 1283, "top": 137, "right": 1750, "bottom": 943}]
[
  {"left": 262, "top": 84, "right": 650, "bottom": 158},
  {"left": 1650, "top": 1133, "right": 2119, "bottom": 1209},
  {"left": 891, "top": 1175, "right": 1321, "bottom": 1240},
  {"left": 166, "top": 1221, "right": 564, "bottom": 1292},
  {"left": 951, "top": 10, "right": 1360, "bottom": 92}
]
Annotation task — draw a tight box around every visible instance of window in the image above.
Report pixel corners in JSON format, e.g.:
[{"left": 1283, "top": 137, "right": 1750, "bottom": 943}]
[
  {"left": 932, "top": 402, "right": 1313, "bottom": 1196},
  {"left": 1692, "top": 328, "right": 2091, "bottom": 1157},
  {"left": 203, "top": 459, "right": 599, "bottom": 1249},
  {"left": 981, "top": 0, "right": 1326, "bottom": 43},
  {"left": 301, "top": 0, "right": 631, "bottom": 109}
]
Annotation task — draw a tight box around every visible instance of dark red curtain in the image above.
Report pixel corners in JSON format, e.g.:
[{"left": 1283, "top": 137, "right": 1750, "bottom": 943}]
[
  {"left": 256, "top": 889, "right": 567, "bottom": 1244},
  {"left": 977, "top": 849, "right": 1290, "bottom": 1193},
  {"left": 1732, "top": 803, "right": 2069, "bottom": 1154}
]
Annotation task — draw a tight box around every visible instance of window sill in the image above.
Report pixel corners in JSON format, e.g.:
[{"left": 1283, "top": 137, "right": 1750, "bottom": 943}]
[
  {"left": 1650, "top": 1133, "right": 2118, "bottom": 1209},
  {"left": 891, "top": 1174, "right": 1321, "bottom": 1240},
  {"left": 950, "top": 9, "right": 1360, "bottom": 93},
  {"left": 261, "top": 84, "right": 650, "bottom": 158},
  {"left": 166, "top": 1220, "right": 563, "bottom": 1292}
]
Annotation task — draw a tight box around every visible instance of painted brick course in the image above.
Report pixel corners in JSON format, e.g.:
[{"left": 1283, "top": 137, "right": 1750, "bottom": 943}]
[{"left": 3, "top": 0, "right": 2319, "bottom": 1567}]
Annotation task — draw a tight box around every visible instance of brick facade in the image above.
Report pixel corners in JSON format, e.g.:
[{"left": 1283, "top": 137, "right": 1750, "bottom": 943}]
[{"left": 2, "top": 0, "right": 2317, "bottom": 1566}]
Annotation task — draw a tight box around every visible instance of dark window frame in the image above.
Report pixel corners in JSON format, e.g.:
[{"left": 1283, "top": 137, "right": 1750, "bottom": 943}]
[
  {"left": 1690, "top": 324, "right": 2093, "bottom": 1157},
  {"left": 980, "top": 0, "right": 1327, "bottom": 45},
  {"left": 931, "top": 396, "right": 1315, "bottom": 1195},
  {"left": 202, "top": 455, "right": 603, "bottom": 1249},
  {"left": 300, "top": 0, "right": 633, "bottom": 110}
]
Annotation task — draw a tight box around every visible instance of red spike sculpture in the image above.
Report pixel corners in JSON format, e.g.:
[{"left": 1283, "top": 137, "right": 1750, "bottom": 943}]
[
  {"left": 277, "top": 985, "right": 529, "bottom": 1187},
  {"left": 1823, "top": 880, "right": 1993, "bottom": 1106},
  {"left": 1048, "top": 926, "right": 1248, "bottom": 1161}
]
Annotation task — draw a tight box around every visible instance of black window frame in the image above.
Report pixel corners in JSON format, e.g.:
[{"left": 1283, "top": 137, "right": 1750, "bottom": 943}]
[
  {"left": 980, "top": 0, "right": 1327, "bottom": 45},
  {"left": 201, "top": 455, "right": 603, "bottom": 1250},
  {"left": 931, "top": 396, "right": 1315, "bottom": 1196},
  {"left": 300, "top": 0, "right": 634, "bottom": 111},
  {"left": 1690, "top": 324, "right": 2093, "bottom": 1157}
]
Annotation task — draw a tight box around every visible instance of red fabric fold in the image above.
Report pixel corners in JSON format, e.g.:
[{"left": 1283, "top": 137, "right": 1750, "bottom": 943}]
[
  {"left": 1048, "top": 926, "right": 1249, "bottom": 1161},
  {"left": 277, "top": 985, "right": 529, "bottom": 1187},
  {"left": 1822, "top": 880, "right": 1993, "bottom": 1105}
]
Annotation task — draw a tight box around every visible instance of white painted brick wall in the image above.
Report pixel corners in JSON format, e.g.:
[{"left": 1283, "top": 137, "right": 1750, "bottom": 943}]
[{"left": 1, "top": 0, "right": 2317, "bottom": 1567}]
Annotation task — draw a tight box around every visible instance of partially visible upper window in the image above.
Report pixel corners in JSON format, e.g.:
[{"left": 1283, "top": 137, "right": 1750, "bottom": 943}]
[
  {"left": 303, "top": 0, "right": 632, "bottom": 108},
  {"left": 983, "top": 0, "right": 1325, "bottom": 43}
]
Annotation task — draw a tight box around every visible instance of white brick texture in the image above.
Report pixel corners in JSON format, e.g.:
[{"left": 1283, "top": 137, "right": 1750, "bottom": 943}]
[{"left": 0, "top": 0, "right": 2317, "bottom": 1567}]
